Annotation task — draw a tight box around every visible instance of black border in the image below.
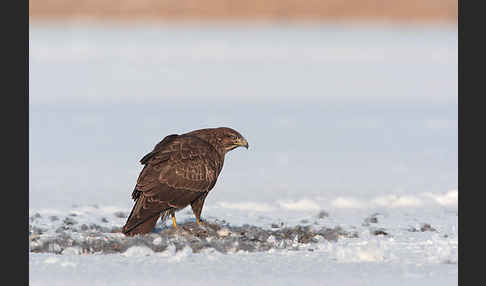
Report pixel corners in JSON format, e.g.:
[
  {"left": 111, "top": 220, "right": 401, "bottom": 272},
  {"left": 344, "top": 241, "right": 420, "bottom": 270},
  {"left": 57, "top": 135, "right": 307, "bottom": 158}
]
[
  {"left": 3, "top": 0, "right": 29, "bottom": 284},
  {"left": 457, "top": 0, "right": 462, "bottom": 284}
]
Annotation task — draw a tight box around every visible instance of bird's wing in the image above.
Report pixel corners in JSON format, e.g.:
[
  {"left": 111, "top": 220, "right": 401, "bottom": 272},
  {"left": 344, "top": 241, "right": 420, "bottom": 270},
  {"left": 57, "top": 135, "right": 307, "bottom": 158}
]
[
  {"left": 122, "top": 135, "right": 223, "bottom": 235},
  {"left": 136, "top": 135, "right": 223, "bottom": 195},
  {"left": 139, "top": 134, "right": 179, "bottom": 165}
]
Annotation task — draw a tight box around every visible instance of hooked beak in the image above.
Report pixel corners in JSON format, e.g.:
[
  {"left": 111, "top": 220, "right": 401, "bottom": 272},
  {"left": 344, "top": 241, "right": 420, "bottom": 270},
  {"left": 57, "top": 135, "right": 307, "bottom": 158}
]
[{"left": 236, "top": 137, "right": 249, "bottom": 149}]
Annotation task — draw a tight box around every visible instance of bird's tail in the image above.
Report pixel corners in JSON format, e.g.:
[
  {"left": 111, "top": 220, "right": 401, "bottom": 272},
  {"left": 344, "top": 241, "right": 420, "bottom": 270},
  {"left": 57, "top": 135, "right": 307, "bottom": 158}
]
[{"left": 122, "top": 194, "right": 163, "bottom": 236}]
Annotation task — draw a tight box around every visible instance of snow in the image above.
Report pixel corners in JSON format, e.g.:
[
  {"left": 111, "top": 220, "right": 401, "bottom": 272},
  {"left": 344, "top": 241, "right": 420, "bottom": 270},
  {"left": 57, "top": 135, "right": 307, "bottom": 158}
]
[
  {"left": 30, "top": 22, "right": 457, "bottom": 285},
  {"left": 278, "top": 199, "right": 321, "bottom": 211},
  {"left": 217, "top": 201, "right": 277, "bottom": 212},
  {"left": 30, "top": 247, "right": 457, "bottom": 286},
  {"left": 29, "top": 192, "right": 458, "bottom": 285}
]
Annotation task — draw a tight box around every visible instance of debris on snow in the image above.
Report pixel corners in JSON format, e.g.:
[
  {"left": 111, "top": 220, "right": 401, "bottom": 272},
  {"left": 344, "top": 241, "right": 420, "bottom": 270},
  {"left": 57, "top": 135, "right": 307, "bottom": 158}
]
[{"left": 29, "top": 220, "right": 356, "bottom": 255}]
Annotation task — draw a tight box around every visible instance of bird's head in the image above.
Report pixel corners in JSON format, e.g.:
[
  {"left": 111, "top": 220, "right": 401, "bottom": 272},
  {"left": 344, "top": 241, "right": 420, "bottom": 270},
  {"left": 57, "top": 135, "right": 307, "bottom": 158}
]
[{"left": 216, "top": 127, "right": 249, "bottom": 152}]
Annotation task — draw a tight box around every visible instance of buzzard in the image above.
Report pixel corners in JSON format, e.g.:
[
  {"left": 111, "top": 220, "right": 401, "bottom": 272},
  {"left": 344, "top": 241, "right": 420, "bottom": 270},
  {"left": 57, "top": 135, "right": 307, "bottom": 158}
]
[{"left": 122, "top": 127, "right": 249, "bottom": 236}]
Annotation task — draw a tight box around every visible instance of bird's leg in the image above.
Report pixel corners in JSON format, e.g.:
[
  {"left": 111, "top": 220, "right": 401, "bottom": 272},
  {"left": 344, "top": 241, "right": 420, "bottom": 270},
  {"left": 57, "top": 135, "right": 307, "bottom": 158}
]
[
  {"left": 191, "top": 192, "right": 208, "bottom": 226},
  {"left": 170, "top": 212, "right": 178, "bottom": 229}
]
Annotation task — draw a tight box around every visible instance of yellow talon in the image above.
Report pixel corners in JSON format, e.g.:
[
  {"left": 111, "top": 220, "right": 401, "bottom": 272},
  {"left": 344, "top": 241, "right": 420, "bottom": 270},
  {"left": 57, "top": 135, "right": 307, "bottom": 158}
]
[{"left": 171, "top": 213, "right": 178, "bottom": 229}]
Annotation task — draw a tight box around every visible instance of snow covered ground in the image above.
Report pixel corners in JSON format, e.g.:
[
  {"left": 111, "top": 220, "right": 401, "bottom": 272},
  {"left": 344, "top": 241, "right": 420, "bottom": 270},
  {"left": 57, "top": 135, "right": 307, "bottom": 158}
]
[{"left": 29, "top": 22, "right": 457, "bottom": 285}]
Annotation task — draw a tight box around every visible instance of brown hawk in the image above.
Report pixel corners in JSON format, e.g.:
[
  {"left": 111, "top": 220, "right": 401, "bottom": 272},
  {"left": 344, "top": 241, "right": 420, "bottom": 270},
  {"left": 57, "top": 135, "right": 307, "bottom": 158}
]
[{"left": 122, "top": 127, "right": 248, "bottom": 236}]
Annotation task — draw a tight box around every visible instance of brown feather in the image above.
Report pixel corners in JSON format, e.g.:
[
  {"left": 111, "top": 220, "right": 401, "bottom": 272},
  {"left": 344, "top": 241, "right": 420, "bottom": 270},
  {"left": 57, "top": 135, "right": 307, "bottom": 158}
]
[
  {"left": 122, "top": 127, "right": 247, "bottom": 236},
  {"left": 191, "top": 192, "right": 209, "bottom": 222},
  {"left": 122, "top": 194, "right": 166, "bottom": 236}
]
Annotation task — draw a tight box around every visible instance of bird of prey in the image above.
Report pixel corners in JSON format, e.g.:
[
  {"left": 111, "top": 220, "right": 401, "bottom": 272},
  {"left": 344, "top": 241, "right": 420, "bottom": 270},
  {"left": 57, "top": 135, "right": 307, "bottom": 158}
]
[{"left": 122, "top": 127, "right": 249, "bottom": 236}]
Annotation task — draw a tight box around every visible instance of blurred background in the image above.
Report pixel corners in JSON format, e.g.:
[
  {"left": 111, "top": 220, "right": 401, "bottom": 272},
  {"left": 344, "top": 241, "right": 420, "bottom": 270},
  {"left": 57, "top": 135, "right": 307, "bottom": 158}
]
[{"left": 29, "top": 1, "right": 458, "bottom": 211}]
